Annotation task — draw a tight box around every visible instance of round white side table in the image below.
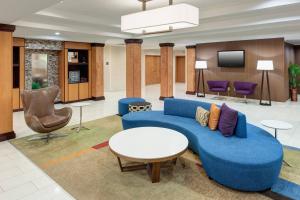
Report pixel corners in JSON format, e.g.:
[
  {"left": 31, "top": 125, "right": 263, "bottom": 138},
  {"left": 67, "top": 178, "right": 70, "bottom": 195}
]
[
  {"left": 261, "top": 120, "right": 293, "bottom": 166},
  {"left": 71, "top": 102, "right": 91, "bottom": 132}
]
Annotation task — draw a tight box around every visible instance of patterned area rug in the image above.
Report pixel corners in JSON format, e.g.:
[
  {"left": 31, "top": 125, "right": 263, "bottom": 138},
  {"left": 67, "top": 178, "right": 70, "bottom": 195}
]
[{"left": 10, "top": 115, "right": 300, "bottom": 200}]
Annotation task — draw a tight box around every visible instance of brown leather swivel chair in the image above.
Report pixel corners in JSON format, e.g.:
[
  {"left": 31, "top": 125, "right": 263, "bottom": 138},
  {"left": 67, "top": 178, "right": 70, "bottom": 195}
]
[{"left": 21, "top": 86, "right": 72, "bottom": 142}]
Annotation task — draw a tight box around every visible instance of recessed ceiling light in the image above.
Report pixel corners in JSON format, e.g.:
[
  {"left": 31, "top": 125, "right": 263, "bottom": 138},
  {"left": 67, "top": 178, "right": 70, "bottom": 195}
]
[
  {"left": 59, "top": 0, "right": 64, "bottom": 3},
  {"left": 55, "top": 32, "right": 61, "bottom": 35}
]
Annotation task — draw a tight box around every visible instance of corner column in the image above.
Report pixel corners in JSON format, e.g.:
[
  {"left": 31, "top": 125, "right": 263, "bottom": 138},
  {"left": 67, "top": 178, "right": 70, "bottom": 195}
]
[
  {"left": 125, "top": 39, "right": 143, "bottom": 98},
  {"left": 0, "top": 24, "right": 15, "bottom": 141},
  {"left": 159, "top": 43, "right": 174, "bottom": 100},
  {"left": 91, "top": 43, "right": 105, "bottom": 100},
  {"left": 186, "top": 45, "right": 196, "bottom": 95}
]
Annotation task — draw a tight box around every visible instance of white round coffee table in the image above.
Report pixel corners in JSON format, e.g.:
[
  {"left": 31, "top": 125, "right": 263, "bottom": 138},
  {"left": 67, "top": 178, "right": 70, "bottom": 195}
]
[
  {"left": 70, "top": 102, "right": 91, "bottom": 132},
  {"left": 109, "top": 127, "right": 188, "bottom": 183},
  {"left": 261, "top": 120, "right": 293, "bottom": 166}
]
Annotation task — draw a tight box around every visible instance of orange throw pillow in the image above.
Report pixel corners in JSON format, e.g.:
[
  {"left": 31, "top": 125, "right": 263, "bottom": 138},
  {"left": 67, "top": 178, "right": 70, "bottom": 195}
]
[{"left": 208, "top": 103, "right": 221, "bottom": 130}]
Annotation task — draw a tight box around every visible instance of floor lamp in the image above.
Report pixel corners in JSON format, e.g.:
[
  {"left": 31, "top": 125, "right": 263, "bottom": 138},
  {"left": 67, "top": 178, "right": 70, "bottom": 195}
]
[
  {"left": 257, "top": 60, "right": 274, "bottom": 106},
  {"left": 195, "top": 61, "right": 207, "bottom": 97}
]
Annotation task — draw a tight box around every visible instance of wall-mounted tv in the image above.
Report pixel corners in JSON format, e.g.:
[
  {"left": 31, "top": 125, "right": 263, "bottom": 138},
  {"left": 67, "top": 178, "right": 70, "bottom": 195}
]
[{"left": 218, "top": 50, "right": 245, "bottom": 68}]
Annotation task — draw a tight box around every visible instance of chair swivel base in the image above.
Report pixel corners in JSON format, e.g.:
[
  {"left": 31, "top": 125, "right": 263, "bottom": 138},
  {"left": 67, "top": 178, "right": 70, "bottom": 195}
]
[
  {"left": 71, "top": 126, "right": 90, "bottom": 133},
  {"left": 212, "top": 93, "right": 227, "bottom": 100},
  {"left": 28, "top": 133, "right": 68, "bottom": 143}
]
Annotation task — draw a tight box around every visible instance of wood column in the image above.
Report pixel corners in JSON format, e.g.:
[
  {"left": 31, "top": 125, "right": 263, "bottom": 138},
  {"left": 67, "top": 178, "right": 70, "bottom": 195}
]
[
  {"left": 0, "top": 24, "right": 15, "bottom": 141},
  {"left": 186, "top": 45, "right": 196, "bottom": 94},
  {"left": 159, "top": 43, "right": 174, "bottom": 100},
  {"left": 91, "top": 43, "right": 105, "bottom": 100},
  {"left": 125, "top": 39, "right": 143, "bottom": 98}
]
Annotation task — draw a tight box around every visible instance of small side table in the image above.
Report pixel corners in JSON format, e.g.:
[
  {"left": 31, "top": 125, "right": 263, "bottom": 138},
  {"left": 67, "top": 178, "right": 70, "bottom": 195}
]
[
  {"left": 129, "top": 102, "right": 152, "bottom": 112},
  {"left": 71, "top": 102, "right": 91, "bottom": 132},
  {"left": 261, "top": 120, "right": 293, "bottom": 166}
]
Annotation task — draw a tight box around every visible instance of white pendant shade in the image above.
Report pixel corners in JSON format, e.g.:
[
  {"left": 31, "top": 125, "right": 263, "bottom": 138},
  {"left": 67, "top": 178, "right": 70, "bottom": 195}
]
[
  {"left": 195, "top": 61, "right": 207, "bottom": 69},
  {"left": 121, "top": 3, "right": 199, "bottom": 34},
  {"left": 257, "top": 60, "right": 274, "bottom": 70}
]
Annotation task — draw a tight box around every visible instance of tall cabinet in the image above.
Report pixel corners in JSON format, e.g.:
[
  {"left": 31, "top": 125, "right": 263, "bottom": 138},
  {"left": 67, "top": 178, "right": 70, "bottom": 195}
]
[
  {"left": 12, "top": 38, "right": 25, "bottom": 111},
  {"left": 60, "top": 42, "right": 92, "bottom": 103}
]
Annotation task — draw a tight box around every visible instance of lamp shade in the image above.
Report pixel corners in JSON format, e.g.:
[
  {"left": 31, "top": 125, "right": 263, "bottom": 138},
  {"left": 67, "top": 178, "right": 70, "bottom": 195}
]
[
  {"left": 257, "top": 60, "right": 274, "bottom": 70},
  {"left": 195, "top": 61, "right": 207, "bottom": 69},
  {"left": 121, "top": 4, "right": 199, "bottom": 34}
]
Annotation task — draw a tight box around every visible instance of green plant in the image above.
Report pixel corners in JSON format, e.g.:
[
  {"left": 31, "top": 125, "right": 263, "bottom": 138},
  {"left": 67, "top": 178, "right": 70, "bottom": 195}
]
[
  {"left": 288, "top": 64, "right": 300, "bottom": 89},
  {"left": 32, "top": 82, "right": 41, "bottom": 90}
]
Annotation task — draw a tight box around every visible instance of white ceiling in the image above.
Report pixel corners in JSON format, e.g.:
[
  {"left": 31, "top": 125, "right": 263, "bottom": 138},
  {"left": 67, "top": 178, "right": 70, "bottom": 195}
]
[{"left": 2, "top": 0, "right": 300, "bottom": 48}]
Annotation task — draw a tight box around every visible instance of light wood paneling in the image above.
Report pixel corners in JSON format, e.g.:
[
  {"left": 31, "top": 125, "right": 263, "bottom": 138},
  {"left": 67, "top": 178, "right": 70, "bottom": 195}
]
[
  {"left": 0, "top": 31, "right": 13, "bottom": 135},
  {"left": 68, "top": 84, "right": 79, "bottom": 101},
  {"left": 91, "top": 46, "right": 104, "bottom": 98},
  {"left": 186, "top": 47, "right": 196, "bottom": 94},
  {"left": 12, "top": 88, "right": 20, "bottom": 110},
  {"left": 176, "top": 56, "right": 185, "bottom": 83},
  {"left": 58, "top": 49, "right": 65, "bottom": 101},
  {"left": 19, "top": 46, "right": 25, "bottom": 108},
  {"left": 88, "top": 49, "right": 92, "bottom": 98},
  {"left": 196, "top": 38, "right": 287, "bottom": 102},
  {"left": 145, "top": 55, "right": 160, "bottom": 85},
  {"left": 13, "top": 38, "right": 24, "bottom": 47},
  {"left": 64, "top": 50, "right": 69, "bottom": 101},
  {"left": 64, "top": 41, "right": 91, "bottom": 50},
  {"left": 160, "top": 44, "right": 174, "bottom": 99},
  {"left": 79, "top": 82, "right": 89, "bottom": 100},
  {"left": 126, "top": 42, "right": 142, "bottom": 97}
]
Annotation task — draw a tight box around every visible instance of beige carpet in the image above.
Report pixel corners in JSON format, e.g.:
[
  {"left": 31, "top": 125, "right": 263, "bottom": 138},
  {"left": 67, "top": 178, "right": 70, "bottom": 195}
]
[{"left": 10, "top": 115, "right": 300, "bottom": 200}]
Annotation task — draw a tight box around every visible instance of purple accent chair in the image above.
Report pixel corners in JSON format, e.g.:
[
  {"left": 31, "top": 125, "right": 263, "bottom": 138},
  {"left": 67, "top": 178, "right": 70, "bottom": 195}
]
[
  {"left": 207, "top": 80, "right": 230, "bottom": 97},
  {"left": 233, "top": 81, "right": 257, "bottom": 103}
]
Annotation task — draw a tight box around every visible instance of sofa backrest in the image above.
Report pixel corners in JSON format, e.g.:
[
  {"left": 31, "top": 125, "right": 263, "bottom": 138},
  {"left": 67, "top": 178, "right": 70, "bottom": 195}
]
[
  {"left": 164, "top": 98, "right": 247, "bottom": 138},
  {"left": 234, "top": 81, "right": 257, "bottom": 91},
  {"left": 207, "top": 80, "right": 229, "bottom": 89}
]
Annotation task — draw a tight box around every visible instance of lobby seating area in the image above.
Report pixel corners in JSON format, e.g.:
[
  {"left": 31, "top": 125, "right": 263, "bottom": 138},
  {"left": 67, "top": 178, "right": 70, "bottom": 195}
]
[
  {"left": 122, "top": 98, "right": 283, "bottom": 191},
  {"left": 1, "top": 0, "right": 300, "bottom": 199}
]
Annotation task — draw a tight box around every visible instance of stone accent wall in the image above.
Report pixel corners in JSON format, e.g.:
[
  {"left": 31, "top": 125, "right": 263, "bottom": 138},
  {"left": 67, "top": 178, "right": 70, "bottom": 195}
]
[
  {"left": 25, "top": 39, "right": 63, "bottom": 50},
  {"left": 24, "top": 39, "right": 63, "bottom": 101}
]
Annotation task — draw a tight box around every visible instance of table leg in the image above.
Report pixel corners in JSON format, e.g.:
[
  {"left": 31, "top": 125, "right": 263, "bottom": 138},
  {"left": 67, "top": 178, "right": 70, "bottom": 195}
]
[
  {"left": 274, "top": 128, "right": 291, "bottom": 167},
  {"left": 150, "top": 162, "right": 161, "bottom": 183},
  {"left": 79, "top": 106, "right": 82, "bottom": 132},
  {"left": 71, "top": 106, "right": 90, "bottom": 132}
]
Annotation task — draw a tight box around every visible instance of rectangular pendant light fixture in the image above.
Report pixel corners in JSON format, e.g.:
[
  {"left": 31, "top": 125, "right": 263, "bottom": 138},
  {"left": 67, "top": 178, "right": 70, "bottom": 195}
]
[{"left": 121, "top": 3, "right": 199, "bottom": 34}]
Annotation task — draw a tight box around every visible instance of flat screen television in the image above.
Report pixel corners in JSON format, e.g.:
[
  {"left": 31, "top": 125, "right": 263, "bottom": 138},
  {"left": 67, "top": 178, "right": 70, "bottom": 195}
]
[{"left": 218, "top": 50, "right": 245, "bottom": 68}]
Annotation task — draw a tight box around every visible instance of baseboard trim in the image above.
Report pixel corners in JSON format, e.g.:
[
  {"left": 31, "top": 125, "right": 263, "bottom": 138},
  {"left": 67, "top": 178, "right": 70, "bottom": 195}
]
[
  {"left": 186, "top": 91, "right": 196, "bottom": 95},
  {"left": 0, "top": 131, "right": 16, "bottom": 142},
  {"left": 92, "top": 96, "right": 105, "bottom": 101},
  {"left": 13, "top": 108, "right": 23, "bottom": 112},
  {"left": 159, "top": 96, "right": 174, "bottom": 101}
]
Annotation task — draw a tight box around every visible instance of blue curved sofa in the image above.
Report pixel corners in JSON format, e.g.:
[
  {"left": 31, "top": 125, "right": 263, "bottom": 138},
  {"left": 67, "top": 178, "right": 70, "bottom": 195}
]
[{"left": 122, "top": 98, "right": 283, "bottom": 191}]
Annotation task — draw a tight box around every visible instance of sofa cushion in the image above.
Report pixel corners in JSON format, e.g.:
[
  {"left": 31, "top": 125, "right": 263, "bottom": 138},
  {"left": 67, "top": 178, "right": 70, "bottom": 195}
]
[
  {"left": 208, "top": 103, "right": 221, "bottom": 130},
  {"left": 195, "top": 107, "right": 210, "bottom": 126},
  {"left": 218, "top": 104, "right": 238, "bottom": 136}
]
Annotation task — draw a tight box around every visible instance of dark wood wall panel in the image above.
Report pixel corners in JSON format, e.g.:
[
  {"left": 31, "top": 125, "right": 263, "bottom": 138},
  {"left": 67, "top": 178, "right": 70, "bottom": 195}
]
[
  {"left": 196, "top": 38, "right": 288, "bottom": 102},
  {"left": 145, "top": 55, "right": 160, "bottom": 85},
  {"left": 295, "top": 46, "right": 300, "bottom": 65},
  {"left": 175, "top": 56, "right": 185, "bottom": 83}
]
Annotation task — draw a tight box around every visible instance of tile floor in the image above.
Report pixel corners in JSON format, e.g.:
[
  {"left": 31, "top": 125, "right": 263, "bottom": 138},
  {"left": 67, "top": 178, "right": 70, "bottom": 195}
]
[{"left": 1, "top": 83, "right": 299, "bottom": 199}]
